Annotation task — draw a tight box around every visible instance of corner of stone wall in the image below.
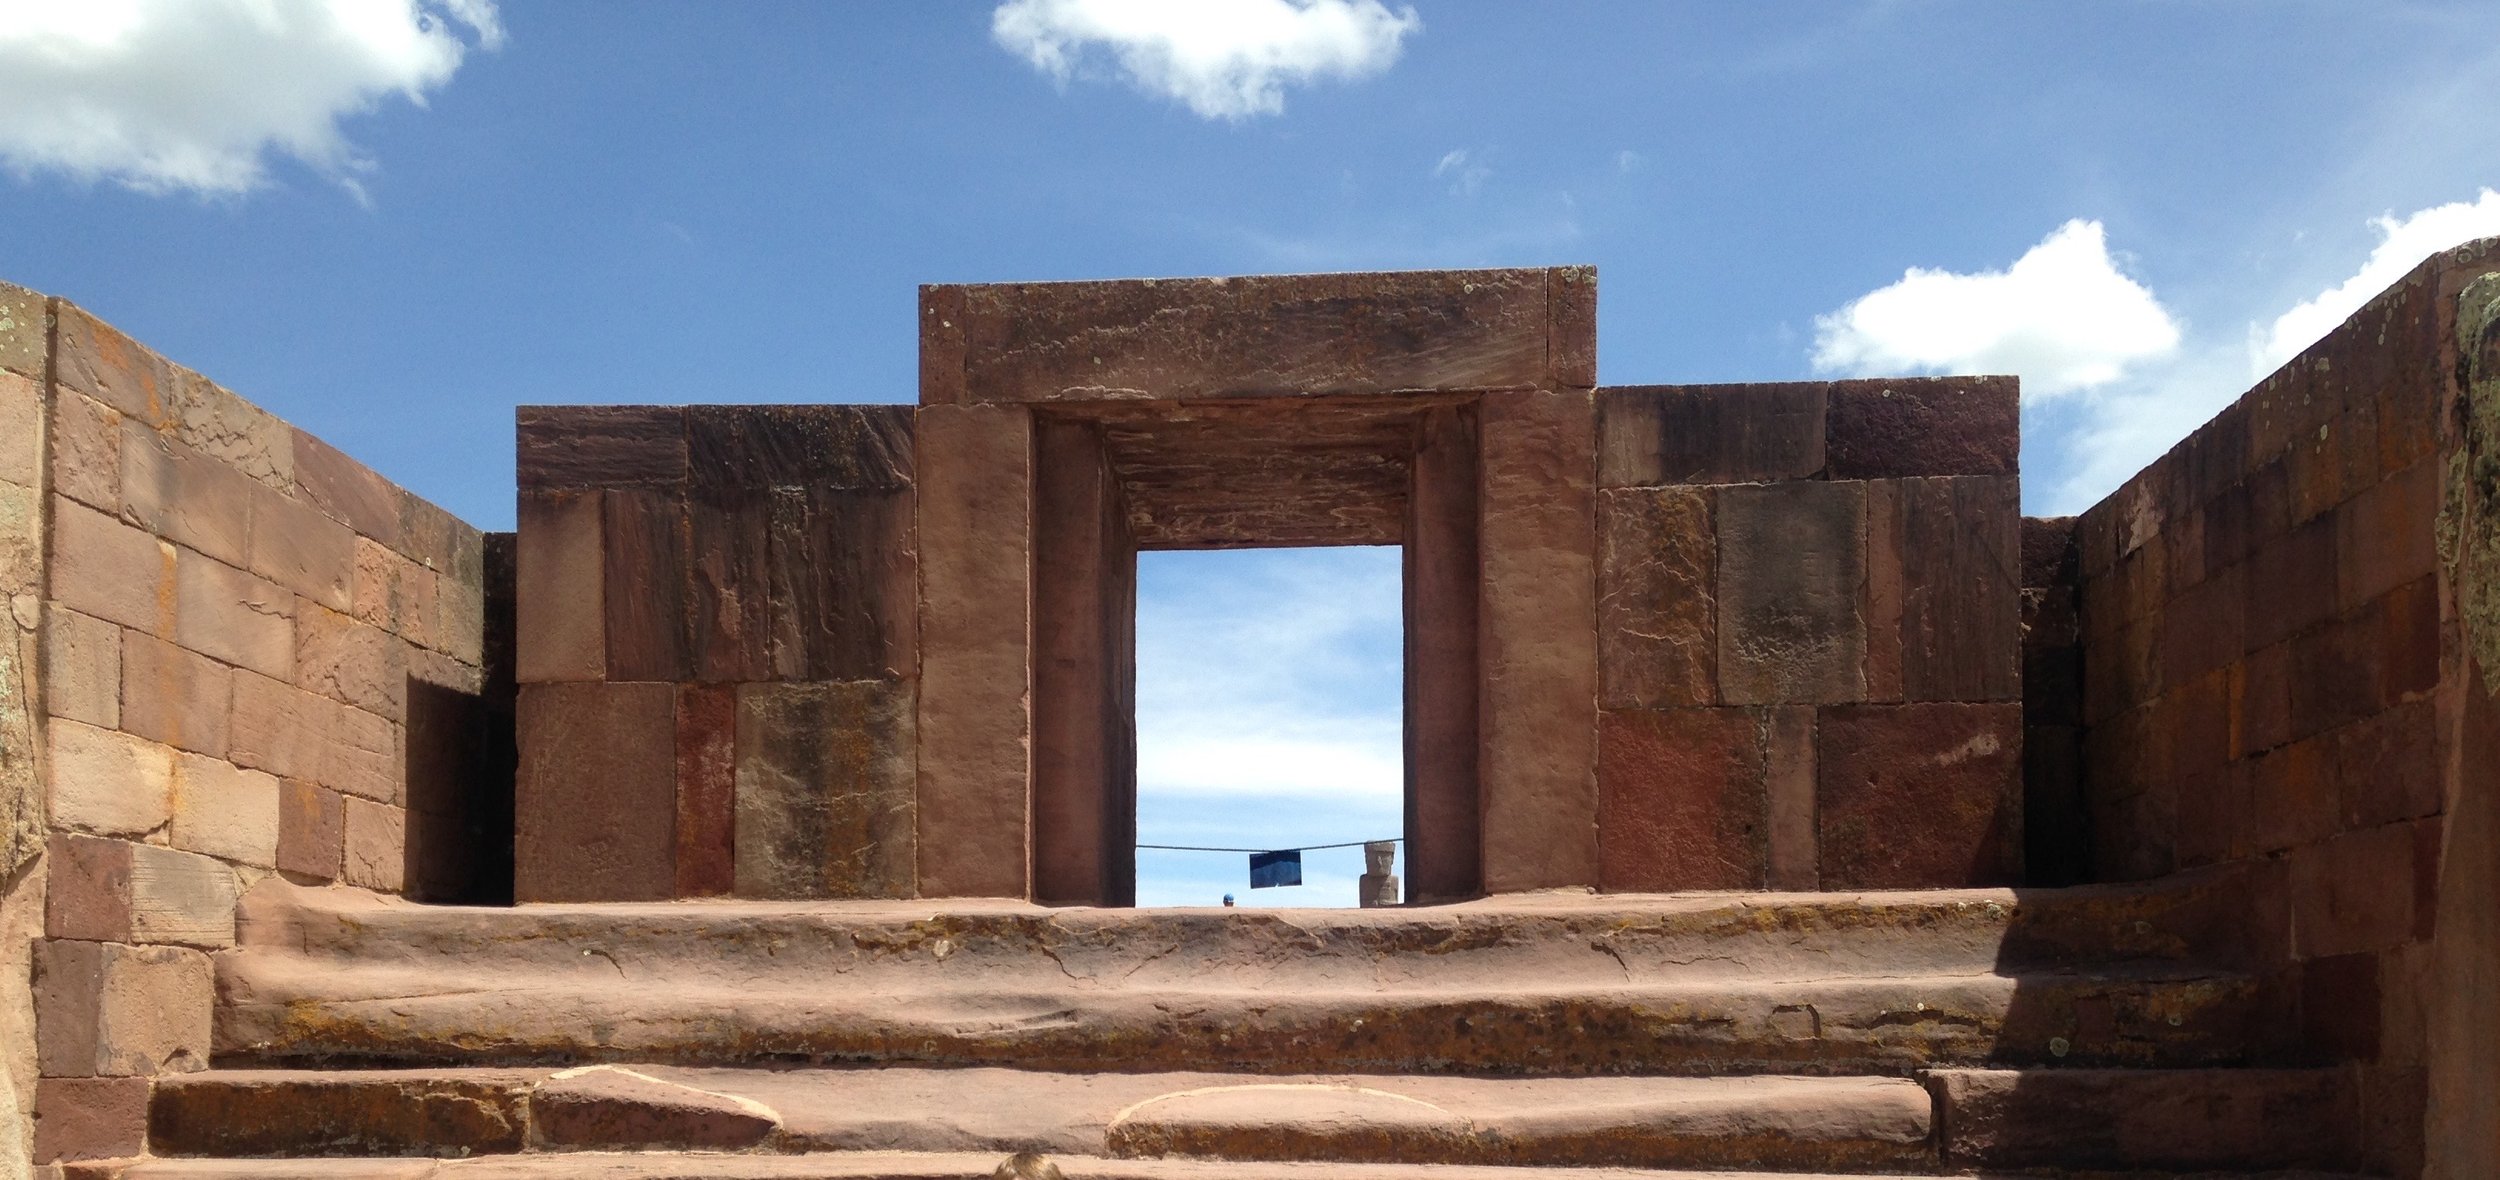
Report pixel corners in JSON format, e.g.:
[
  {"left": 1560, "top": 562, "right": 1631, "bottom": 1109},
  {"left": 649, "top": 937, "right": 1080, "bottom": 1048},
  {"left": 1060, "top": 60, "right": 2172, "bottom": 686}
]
[{"left": 1, "top": 279, "right": 56, "bottom": 1180}]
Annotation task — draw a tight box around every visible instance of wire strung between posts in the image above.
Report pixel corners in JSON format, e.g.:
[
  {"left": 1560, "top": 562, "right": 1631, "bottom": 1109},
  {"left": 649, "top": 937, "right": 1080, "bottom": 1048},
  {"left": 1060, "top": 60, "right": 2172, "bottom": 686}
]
[{"left": 1136, "top": 837, "right": 1402, "bottom": 854}]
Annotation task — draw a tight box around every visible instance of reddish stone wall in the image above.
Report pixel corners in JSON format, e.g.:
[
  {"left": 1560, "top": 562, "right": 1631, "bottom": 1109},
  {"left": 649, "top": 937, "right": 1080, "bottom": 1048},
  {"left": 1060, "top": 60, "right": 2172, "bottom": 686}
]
[
  {"left": 3, "top": 284, "right": 501, "bottom": 1164},
  {"left": 1592, "top": 378, "right": 2025, "bottom": 891},
  {"left": 2069, "top": 238, "right": 2500, "bottom": 1176},
  {"left": 512, "top": 405, "right": 918, "bottom": 903}
]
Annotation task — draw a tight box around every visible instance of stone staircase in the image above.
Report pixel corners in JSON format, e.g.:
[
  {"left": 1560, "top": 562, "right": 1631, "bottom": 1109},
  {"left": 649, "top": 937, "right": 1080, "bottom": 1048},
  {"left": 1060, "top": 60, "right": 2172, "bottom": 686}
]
[{"left": 77, "top": 866, "right": 2374, "bottom": 1177}]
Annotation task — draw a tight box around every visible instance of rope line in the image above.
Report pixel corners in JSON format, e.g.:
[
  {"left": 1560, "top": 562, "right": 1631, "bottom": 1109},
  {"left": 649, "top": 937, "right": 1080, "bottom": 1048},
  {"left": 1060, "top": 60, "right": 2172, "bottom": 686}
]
[{"left": 1137, "top": 837, "right": 1402, "bottom": 854}]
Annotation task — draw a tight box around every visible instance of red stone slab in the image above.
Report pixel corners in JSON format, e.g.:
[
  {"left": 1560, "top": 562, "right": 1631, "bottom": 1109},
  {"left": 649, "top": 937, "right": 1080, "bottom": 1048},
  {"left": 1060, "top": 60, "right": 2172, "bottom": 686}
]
[
  {"left": 1596, "top": 383, "right": 1826, "bottom": 488},
  {"left": 1817, "top": 702, "right": 2022, "bottom": 888},
  {"left": 1824, "top": 376, "right": 2018, "bottom": 479},
  {"left": 1597, "top": 706, "right": 1767, "bottom": 891},
  {"left": 514, "top": 681, "right": 677, "bottom": 902}
]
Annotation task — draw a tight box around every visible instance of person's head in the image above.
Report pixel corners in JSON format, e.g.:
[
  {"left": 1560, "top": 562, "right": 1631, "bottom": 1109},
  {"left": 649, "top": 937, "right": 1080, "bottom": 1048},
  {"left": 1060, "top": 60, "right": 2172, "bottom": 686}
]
[
  {"left": 1222, "top": 893, "right": 1236, "bottom": 907},
  {"left": 992, "top": 1152, "right": 1065, "bottom": 1180}
]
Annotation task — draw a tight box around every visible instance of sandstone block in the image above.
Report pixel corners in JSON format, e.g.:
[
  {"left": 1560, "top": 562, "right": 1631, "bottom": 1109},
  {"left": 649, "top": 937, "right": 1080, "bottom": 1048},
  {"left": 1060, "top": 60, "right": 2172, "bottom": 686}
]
[
  {"left": 1596, "top": 487, "right": 1715, "bottom": 709},
  {"left": 291, "top": 427, "right": 404, "bottom": 545},
  {"left": 2291, "top": 821, "right": 2416, "bottom": 959},
  {"left": 48, "top": 391, "right": 119, "bottom": 513},
  {"left": 734, "top": 680, "right": 916, "bottom": 899},
  {"left": 35, "top": 938, "right": 212, "bottom": 1076},
  {"left": 1717, "top": 481, "right": 1867, "bottom": 704},
  {"left": 686, "top": 403, "right": 916, "bottom": 494},
  {"left": 766, "top": 486, "right": 917, "bottom": 682},
  {"left": 119, "top": 631, "right": 229, "bottom": 756},
  {"left": 343, "top": 798, "right": 406, "bottom": 892},
  {"left": 275, "top": 779, "right": 345, "bottom": 881},
  {"left": 514, "top": 491, "right": 604, "bottom": 682},
  {"left": 920, "top": 284, "right": 968, "bottom": 404},
  {"left": 2244, "top": 514, "right": 2339, "bottom": 654},
  {"left": 172, "top": 550, "right": 294, "bottom": 680},
  {"left": 2244, "top": 734, "right": 2337, "bottom": 855},
  {"left": 120, "top": 426, "right": 254, "bottom": 568},
  {"left": 515, "top": 682, "right": 676, "bottom": 902},
  {"left": 0, "top": 370, "right": 36, "bottom": 485},
  {"left": 1597, "top": 707, "right": 1766, "bottom": 891},
  {"left": 1824, "top": 376, "right": 2018, "bottom": 479},
  {"left": 54, "top": 302, "right": 174, "bottom": 423},
  {"left": 33, "top": 1076, "right": 151, "bottom": 1164},
  {"left": 1927, "top": 1067, "right": 2355, "bottom": 1172},
  {"left": 1884, "top": 476, "right": 2021, "bottom": 701},
  {"left": 45, "top": 834, "right": 135, "bottom": 943},
  {"left": 0, "top": 479, "right": 36, "bottom": 600},
  {"left": 600, "top": 487, "right": 691, "bottom": 680},
  {"left": 1765, "top": 705, "right": 1818, "bottom": 891},
  {"left": 516, "top": 405, "right": 688, "bottom": 491},
  {"left": 48, "top": 720, "right": 173, "bottom": 838},
  {"left": 170, "top": 752, "right": 279, "bottom": 868},
  {"left": 435, "top": 574, "right": 486, "bottom": 666},
  {"left": 1596, "top": 383, "right": 1825, "bottom": 487},
  {"left": 295, "top": 605, "right": 405, "bottom": 722},
  {"left": 1550, "top": 264, "right": 1597, "bottom": 387},
  {"left": 229, "top": 670, "right": 327, "bottom": 782},
  {"left": 166, "top": 373, "right": 293, "bottom": 490},
  {"left": 248, "top": 482, "right": 356, "bottom": 611},
  {"left": 50, "top": 500, "right": 171, "bottom": 636},
  {"left": 686, "top": 493, "right": 774, "bottom": 682},
  {"left": 1817, "top": 702, "right": 2022, "bottom": 888},
  {"left": 529, "top": 1065, "right": 779, "bottom": 1151},
  {"left": 148, "top": 1072, "right": 535, "bottom": 1158},
  {"left": 674, "top": 683, "right": 736, "bottom": 898},
  {"left": 126, "top": 842, "right": 238, "bottom": 947},
  {"left": 0, "top": 282, "right": 43, "bottom": 380},
  {"left": 2337, "top": 457, "right": 2437, "bottom": 611},
  {"left": 42, "top": 607, "right": 120, "bottom": 728},
  {"left": 324, "top": 704, "right": 400, "bottom": 805},
  {"left": 2336, "top": 699, "right": 2440, "bottom": 828}
]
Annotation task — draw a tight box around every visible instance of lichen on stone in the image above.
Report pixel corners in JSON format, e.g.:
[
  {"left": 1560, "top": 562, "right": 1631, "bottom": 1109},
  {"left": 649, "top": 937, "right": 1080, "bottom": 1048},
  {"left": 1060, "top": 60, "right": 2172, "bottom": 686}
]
[{"left": 2439, "top": 272, "right": 2500, "bottom": 697}]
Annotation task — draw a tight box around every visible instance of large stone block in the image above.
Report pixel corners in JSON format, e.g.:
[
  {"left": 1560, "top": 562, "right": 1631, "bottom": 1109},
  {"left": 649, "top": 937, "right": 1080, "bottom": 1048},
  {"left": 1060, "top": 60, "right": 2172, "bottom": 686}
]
[
  {"left": 1816, "top": 702, "right": 2022, "bottom": 888},
  {"left": 291, "top": 427, "right": 405, "bottom": 546},
  {"left": 229, "top": 670, "right": 327, "bottom": 782},
  {"left": 514, "top": 491, "right": 604, "bottom": 683},
  {"left": 248, "top": 482, "right": 357, "bottom": 612},
  {"left": 295, "top": 605, "right": 406, "bottom": 722},
  {"left": 0, "top": 370, "right": 35, "bottom": 486},
  {"left": 1765, "top": 705, "right": 1818, "bottom": 890},
  {"left": 172, "top": 550, "right": 294, "bottom": 680},
  {"left": 48, "top": 720, "right": 173, "bottom": 838},
  {"left": 49, "top": 390, "right": 120, "bottom": 513},
  {"left": 34, "top": 938, "right": 212, "bottom": 1076},
  {"left": 0, "top": 282, "right": 44, "bottom": 380},
  {"left": 686, "top": 404, "right": 915, "bottom": 494},
  {"left": 323, "top": 703, "right": 399, "bottom": 806},
  {"left": 515, "top": 682, "right": 677, "bottom": 902},
  {"left": 687, "top": 493, "right": 774, "bottom": 682},
  {"left": 1716, "top": 481, "right": 1867, "bottom": 705},
  {"left": 1596, "top": 383, "right": 1825, "bottom": 487},
  {"left": 516, "top": 405, "right": 688, "bottom": 491},
  {"left": 1597, "top": 707, "right": 1766, "bottom": 891},
  {"left": 913, "top": 403, "right": 1032, "bottom": 898},
  {"left": 601, "top": 488, "right": 691, "bottom": 681},
  {"left": 673, "top": 683, "right": 736, "bottom": 897},
  {"left": 2337, "top": 457, "right": 2437, "bottom": 611},
  {"left": 2290, "top": 820, "right": 2416, "bottom": 959},
  {"left": 342, "top": 798, "right": 406, "bottom": 892},
  {"left": 1823, "top": 377, "right": 2019, "bottom": 479},
  {"left": 120, "top": 426, "right": 252, "bottom": 569},
  {"left": 766, "top": 487, "right": 916, "bottom": 682},
  {"left": 1877, "top": 477, "right": 2021, "bottom": 702},
  {"left": 119, "top": 631, "right": 230, "bottom": 757},
  {"left": 34, "top": 1075, "right": 151, "bottom": 1164},
  {"left": 165, "top": 372, "right": 293, "bottom": 490},
  {"left": 42, "top": 607, "right": 119, "bottom": 729},
  {"left": 169, "top": 752, "right": 279, "bottom": 868},
  {"left": 733, "top": 681, "right": 916, "bottom": 899},
  {"left": 1477, "top": 388, "right": 1599, "bottom": 892},
  {"left": 2244, "top": 513, "right": 2338, "bottom": 654},
  {"left": 951, "top": 268, "right": 1565, "bottom": 403},
  {"left": 51, "top": 500, "right": 171, "bottom": 637},
  {"left": 1927, "top": 1067, "right": 2356, "bottom": 1172},
  {"left": 275, "top": 778, "right": 345, "bottom": 881},
  {"left": 1596, "top": 487, "right": 1715, "bottom": 709},
  {"left": 54, "top": 302, "right": 175, "bottom": 423}
]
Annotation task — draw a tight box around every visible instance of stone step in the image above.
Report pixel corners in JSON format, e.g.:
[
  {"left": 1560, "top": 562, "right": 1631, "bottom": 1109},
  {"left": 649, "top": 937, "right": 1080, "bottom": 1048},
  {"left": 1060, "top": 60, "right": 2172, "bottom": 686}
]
[
  {"left": 1928, "top": 1067, "right": 2363, "bottom": 1174},
  {"left": 149, "top": 1066, "right": 1935, "bottom": 1172}
]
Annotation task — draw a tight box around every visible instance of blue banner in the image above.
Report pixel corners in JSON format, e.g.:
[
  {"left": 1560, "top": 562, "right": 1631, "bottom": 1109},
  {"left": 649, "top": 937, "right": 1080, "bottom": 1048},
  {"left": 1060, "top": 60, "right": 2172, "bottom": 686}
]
[{"left": 1247, "top": 849, "right": 1303, "bottom": 889}]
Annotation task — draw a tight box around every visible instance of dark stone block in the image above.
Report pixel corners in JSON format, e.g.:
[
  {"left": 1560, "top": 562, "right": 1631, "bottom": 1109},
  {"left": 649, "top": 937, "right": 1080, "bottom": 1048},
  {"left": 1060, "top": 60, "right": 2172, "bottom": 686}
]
[
  {"left": 686, "top": 404, "right": 914, "bottom": 495},
  {"left": 1716, "top": 481, "right": 1866, "bottom": 704},
  {"left": 687, "top": 495, "right": 774, "bottom": 683},
  {"left": 1596, "top": 487, "right": 1715, "bottom": 708},
  {"left": 601, "top": 489, "right": 691, "bottom": 681},
  {"left": 515, "top": 682, "right": 677, "bottom": 902},
  {"left": 767, "top": 487, "right": 916, "bottom": 682},
  {"left": 1597, "top": 707, "right": 1767, "bottom": 891},
  {"left": 1928, "top": 1067, "right": 2357, "bottom": 1172},
  {"left": 1825, "top": 377, "right": 2018, "bottom": 479},
  {"left": 2244, "top": 514, "right": 2339, "bottom": 653},
  {"left": 734, "top": 681, "right": 916, "bottom": 899},
  {"left": 1595, "top": 383, "right": 1825, "bottom": 487},
  {"left": 1817, "top": 702, "right": 2022, "bottom": 888},
  {"left": 516, "top": 405, "right": 687, "bottom": 490},
  {"left": 675, "top": 683, "right": 737, "bottom": 897},
  {"left": 1890, "top": 476, "right": 2020, "bottom": 702}
]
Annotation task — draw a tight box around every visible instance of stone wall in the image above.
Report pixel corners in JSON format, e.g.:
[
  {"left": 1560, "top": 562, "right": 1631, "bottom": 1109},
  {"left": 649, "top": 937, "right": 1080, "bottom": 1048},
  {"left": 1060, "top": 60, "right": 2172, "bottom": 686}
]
[
  {"left": 2067, "top": 237, "right": 2500, "bottom": 1176},
  {"left": 512, "top": 405, "right": 918, "bottom": 903},
  {"left": 0, "top": 284, "right": 501, "bottom": 1166},
  {"left": 1591, "top": 378, "right": 2024, "bottom": 891}
]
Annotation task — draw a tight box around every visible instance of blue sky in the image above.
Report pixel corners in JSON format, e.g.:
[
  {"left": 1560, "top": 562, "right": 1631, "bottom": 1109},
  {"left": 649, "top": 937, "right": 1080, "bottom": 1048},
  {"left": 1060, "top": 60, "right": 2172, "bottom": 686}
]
[{"left": 5, "top": 1, "right": 2497, "bottom": 905}]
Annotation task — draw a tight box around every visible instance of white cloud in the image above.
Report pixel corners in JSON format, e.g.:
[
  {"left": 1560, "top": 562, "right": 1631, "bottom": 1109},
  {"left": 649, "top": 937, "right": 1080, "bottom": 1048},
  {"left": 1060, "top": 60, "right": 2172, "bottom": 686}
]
[
  {"left": 0, "top": 0, "right": 503, "bottom": 198},
  {"left": 2252, "top": 188, "right": 2500, "bottom": 375},
  {"left": 991, "top": 0, "right": 1420, "bottom": 120},
  {"left": 1432, "top": 147, "right": 1486, "bottom": 196},
  {"left": 1812, "top": 219, "right": 2183, "bottom": 398}
]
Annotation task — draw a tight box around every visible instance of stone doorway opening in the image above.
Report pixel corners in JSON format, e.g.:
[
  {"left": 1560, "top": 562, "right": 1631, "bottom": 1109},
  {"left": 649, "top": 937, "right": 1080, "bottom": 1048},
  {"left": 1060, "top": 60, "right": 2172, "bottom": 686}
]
[{"left": 1131, "top": 546, "right": 1405, "bottom": 908}]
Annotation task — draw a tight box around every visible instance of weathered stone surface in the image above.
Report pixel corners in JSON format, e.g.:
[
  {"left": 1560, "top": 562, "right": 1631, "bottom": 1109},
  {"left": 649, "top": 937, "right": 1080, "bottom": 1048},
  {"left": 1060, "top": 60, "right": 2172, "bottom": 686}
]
[
  {"left": 323, "top": 704, "right": 399, "bottom": 806},
  {"left": 291, "top": 427, "right": 405, "bottom": 546},
  {"left": 0, "top": 479, "right": 36, "bottom": 605},
  {"left": 49, "top": 390, "right": 120, "bottom": 513},
  {"left": 48, "top": 720, "right": 173, "bottom": 838},
  {"left": 170, "top": 752, "right": 279, "bottom": 868},
  {"left": 35, "top": 938, "right": 212, "bottom": 1076},
  {"left": 165, "top": 373, "right": 293, "bottom": 490},
  {"left": 119, "top": 631, "right": 229, "bottom": 756},
  {"left": 951, "top": 268, "right": 1562, "bottom": 404},
  {"left": 42, "top": 607, "right": 120, "bottom": 728},
  {"left": 50, "top": 500, "right": 171, "bottom": 637},
  {"left": 913, "top": 404, "right": 1031, "bottom": 898},
  {"left": 530, "top": 1065, "right": 780, "bottom": 1151},
  {"left": 229, "top": 671, "right": 327, "bottom": 782},
  {"left": 45, "top": 835, "right": 135, "bottom": 943},
  {"left": 1089, "top": 397, "right": 1419, "bottom": 548},
  {"left": 120, "top": 427, "right": 251, "bottom": 569},
  {"left": 2290, "top": 819, "right": 2417, "bottom": 959},
  {"left": 1716, "top": 481, "right": 1866, "bottom": 705},
  {"left": 1817, "top": 702, "right": 2022, "bottom": 888},
  {"left": 275, "top": 778, "right": 345, "bottom": 881},
  {"left": 149, "top": 1070, "right": 537, "bottom": 1157},
  {"left": 0, "top": 370, "right": 35, "bottom": 489},
  {"left": 513, "top": 491, "right": 604, "bottom": 683},
  {"left": 1927, "top": 1067, "right": 2356, "bottom": 1172},
  {"left": 1596, "top": 383, "right": 1826, "bottom": 487},
  {"left": 766, "top": 487, "right": 915, "bottom": 682},
  {"left": 248, "top": 482, "right": 357, "bottom": 611},
  {"left": 686, "top": 492, "right": 774, "bottom": 682},
  {"left": 354, "top": 537, "right": 441, "bottom": 651},
  {"left": 674, "top": 683, "right": 737, "bottom": 898},
  {"left": 0, "top": 281, "right": 44, "bottom": 380},
  {"left": 33, "top": 1076, "right": 150, "bottom": 1164},
  {"left": 734, "top": 681, "right": 915, "bottom": 900},
  {"left": 2338, "top": 454, "right": 2437, "bottom": 611},
  {"left": 1030, "top": 418, "right": 1129, "bottom": 907},
  {"left": 515, "top": 682, "right": 676, "bottom": 902},
  {"left": 1404, "top": 405, "right": 1479, "bottom": 903},
  {"left": 1824, "top": 376, "right": 2019, "bottom": 479},
  {"left": 295, "top": 605, "right": 405, "bottom": 722},
  {"left": 517, "top": 405, "right": 687, "bottom": 491},
  {"left": 1596, "top": 487, "right": 1715, "bottom": 709},
  {"left": 54, "top": 302, "right": 174, "bottom": 423},
  {"left": 124, "top": 842, "right": 240, "bottom": 948},
  {"left": 601, "top": 488, "right": 691, "bottom": 681},
  {"left": 1765, "top": 705, "right": 1818, "bottom": 891},
  {"left": 343, "top": 798, "right": 406, "bottom": 893},
  {"left": 1477, "top": 389, "right": 1598, "bottom": 893},
  {"left": 172, "top": 550, "right": 294, "bottom": 680},
  {"left": 1886, "top": 476, "right": 2021, "bottom": 701},
  {"left": 687, "top": 404, "right": 915, "bottom": 494},
  {"left": 1597, "top": 707, "right": 1765, "bottom": 891}
]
